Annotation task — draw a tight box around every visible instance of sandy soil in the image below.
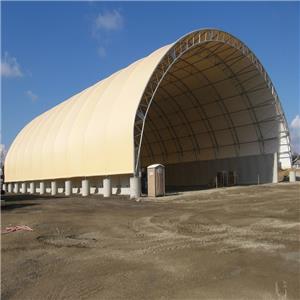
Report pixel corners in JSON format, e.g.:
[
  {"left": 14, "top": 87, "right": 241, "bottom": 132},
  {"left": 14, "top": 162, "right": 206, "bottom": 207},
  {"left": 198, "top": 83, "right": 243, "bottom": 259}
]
[{"left": 1, "top": 183, "right": 300, "bottom": 300}]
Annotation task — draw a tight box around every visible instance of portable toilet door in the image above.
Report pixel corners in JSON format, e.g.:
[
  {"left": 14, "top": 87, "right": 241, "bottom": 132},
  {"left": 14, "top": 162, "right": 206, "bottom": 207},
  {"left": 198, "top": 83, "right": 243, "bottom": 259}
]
[{"left": 147, "top": 164, "right": 165, "bottom": 197}]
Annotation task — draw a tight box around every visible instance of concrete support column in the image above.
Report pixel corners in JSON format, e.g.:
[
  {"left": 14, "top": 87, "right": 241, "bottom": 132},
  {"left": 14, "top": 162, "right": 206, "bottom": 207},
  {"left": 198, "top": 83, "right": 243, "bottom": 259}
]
[
  {"left": 40, "top": 182, "right": 45, "bottom": 195},
  {"left": 289, "top": 170, "right": 296, "bottom": 182},
  {"left": 29, "top": 182, "right": 35, "bottom": 194},
  {"left": 51, "top": 181, "right": 57, "bottom": 196},
  {"left": 21, "top": 182, "right": 26, "bottom": 194},
  {"left": 272, "top": 152, "right": 278, "bottom": 183},
  {"left": 2, "top": 183, "right": 6, "bottom": 192},
  {"left": 65, "top": 180, "right": 72, "bottom": 196},
  {"left": 8, "top": 183, "right": 12, "bottom": 193},
  {"left": 130, "top": 176, "right": 141, "bottom": 199},
  {"left": 82, "top": 179, "right": 89, "bottom": 197},
  {"left": 103, "top": 177, "right": 112, "bottom": 198},
  {"left": 14, "top": 183, "right": 19, "bottom": 193}
]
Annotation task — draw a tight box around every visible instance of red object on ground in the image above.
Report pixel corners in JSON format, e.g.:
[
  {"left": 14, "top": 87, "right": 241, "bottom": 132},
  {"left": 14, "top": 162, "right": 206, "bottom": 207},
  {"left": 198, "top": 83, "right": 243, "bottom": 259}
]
[{"left": 1, "top": 225, "right": 33, "bottom": 234}]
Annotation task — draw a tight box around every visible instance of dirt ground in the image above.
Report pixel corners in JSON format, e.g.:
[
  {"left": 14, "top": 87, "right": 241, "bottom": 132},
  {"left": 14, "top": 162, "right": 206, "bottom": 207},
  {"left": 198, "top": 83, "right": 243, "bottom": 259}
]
[{"left": 1, "top": 183, "right": 300, "bottom": 300}]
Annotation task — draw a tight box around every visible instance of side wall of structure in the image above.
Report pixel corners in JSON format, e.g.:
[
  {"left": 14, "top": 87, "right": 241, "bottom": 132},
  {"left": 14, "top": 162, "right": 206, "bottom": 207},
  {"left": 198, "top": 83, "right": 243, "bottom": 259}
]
[{"left": 165, "top": 153, "right": 275, "bottom": 189}]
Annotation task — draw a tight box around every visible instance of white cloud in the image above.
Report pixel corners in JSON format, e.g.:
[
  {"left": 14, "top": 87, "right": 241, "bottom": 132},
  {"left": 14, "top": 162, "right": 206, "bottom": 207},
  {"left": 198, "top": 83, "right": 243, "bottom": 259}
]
[
  {"left": 95, "top": 10, "right": 123, "bottom": 31},
  {"left": 25, "top": 90, "right": 38, "bottom": 102},
  {"left": 97, "top": 46, "right": 106, "bottom": 58},
  {"left": 291, "top": 115, "right": 300, "bottom": 129},
  {"left": 92, "top": 9, "right": 124, "bottom": 58},
  {"left": 290, "top": 115, "right": 300, "bottom": 153},
  {"left": 1, "top": 52, "right": 23, "bottom": 78}
]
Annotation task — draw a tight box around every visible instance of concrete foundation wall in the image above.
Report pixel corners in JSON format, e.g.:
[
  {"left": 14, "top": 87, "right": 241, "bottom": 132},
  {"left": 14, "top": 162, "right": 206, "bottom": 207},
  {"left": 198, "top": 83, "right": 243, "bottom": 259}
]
[
  {"left": 94, "top": 175, "right": 130, "bottom": 195},
  {"left": 165, "top": 153, "right": 275, "bottom": 188},
  {"left": 7, "top": 175, "right": 130, "bottom": 196},
  {"left": 41, "top": 175, "right": 131, "bottom": 196},
  {"left": 5, "top": 154, "right": 276, "bottom": 195}
]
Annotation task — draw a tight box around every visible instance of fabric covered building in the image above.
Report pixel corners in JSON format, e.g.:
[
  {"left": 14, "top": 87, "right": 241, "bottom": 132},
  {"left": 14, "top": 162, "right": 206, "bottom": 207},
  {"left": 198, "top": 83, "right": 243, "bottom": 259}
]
[{"left": 4, "top": 29, "right": 292, "bottom": 197}]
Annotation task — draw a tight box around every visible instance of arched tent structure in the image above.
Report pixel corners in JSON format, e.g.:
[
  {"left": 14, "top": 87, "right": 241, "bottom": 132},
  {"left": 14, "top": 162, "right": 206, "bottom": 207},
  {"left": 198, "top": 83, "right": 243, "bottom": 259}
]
[{"left": 5, "top": 29, "right": 291, "bottom": 196}]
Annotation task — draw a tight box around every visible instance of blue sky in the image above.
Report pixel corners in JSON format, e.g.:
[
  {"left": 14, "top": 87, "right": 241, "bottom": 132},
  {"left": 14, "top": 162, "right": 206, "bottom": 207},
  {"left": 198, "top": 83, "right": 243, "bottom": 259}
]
[{"left": 1, "top": 1, "right": 300, "bottom": 153}]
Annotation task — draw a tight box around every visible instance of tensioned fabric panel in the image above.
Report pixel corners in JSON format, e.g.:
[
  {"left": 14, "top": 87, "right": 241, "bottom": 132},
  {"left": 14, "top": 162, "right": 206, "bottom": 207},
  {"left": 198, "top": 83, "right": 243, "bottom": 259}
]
[
  {"left": 5, "top": 29, "right": 290, "bottom": 182},
  {"left": 5, "top": 45, "right": 173, "bottom": 182}
]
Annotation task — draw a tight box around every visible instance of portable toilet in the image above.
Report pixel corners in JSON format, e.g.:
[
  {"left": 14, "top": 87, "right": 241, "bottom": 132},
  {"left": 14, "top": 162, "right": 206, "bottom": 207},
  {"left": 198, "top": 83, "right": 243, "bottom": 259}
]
[{"left": 147, "top": 164, "right": 165, "bottom": 197}]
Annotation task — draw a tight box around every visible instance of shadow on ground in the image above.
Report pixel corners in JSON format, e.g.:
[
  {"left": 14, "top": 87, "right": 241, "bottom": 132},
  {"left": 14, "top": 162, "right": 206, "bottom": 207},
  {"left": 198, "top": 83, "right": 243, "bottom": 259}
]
[
  {"left": 1, "top": 203, "right": 38, "bottom": 211},
  {"left": 1, "top": 194, "right": 64, "bottom": 202}
]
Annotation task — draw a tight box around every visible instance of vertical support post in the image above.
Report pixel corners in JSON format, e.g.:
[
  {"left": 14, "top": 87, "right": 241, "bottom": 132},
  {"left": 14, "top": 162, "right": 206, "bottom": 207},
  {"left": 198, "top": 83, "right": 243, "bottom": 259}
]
[
  {"left": 40, "top": 182, "right": 45, "bottom": 195},
  {"left": 14, "top": 183, "right": 19, "bottom": 193},
  {"left": 272, "top": 152, "right": 278, "bottom": 183},
  {"left": 82, "top": 179, "right": 89, "bottom": 197},
  {"left": 29, "top": 182, "right": 35, "bottom": 194},
  {"left": 289, "top": 170, "right": 296, "bottom": 182},
  {"left": 51, "top": 181, "right": 57, "bottom": 196},
  {"left": 65, "top": 180, "right": 72, "bottom": 196},
  {"left": 130, "top": 176, "right": 141, "bottom": 199},
  {"left": 103, "top": 177, "right": 112, "bottom": 198},
  {"left": 21, "top": 182, "right": 26, "bottom": 194},
  {"left": 215, "top": 175, "right": 218, "bottom": 188},
  {"left": 8, "top": 183, "right": 12, "bottom": 193},
  {"left": 257, "top": 174, "right": 260, "bottom": 185},
  {"left": 2, "top": 183, "right": 6, "bottom": 192}
]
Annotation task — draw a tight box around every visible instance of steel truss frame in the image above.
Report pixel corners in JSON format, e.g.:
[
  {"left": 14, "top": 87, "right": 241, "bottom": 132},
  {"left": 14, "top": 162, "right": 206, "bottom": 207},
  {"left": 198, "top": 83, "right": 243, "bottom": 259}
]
[{"left": 133, "top": 29, "right": 291, "bottom": 174}]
